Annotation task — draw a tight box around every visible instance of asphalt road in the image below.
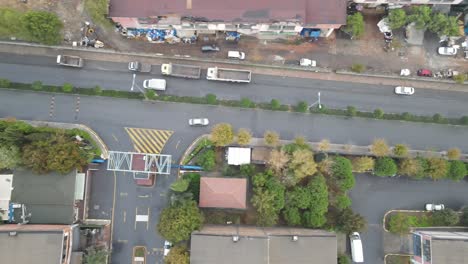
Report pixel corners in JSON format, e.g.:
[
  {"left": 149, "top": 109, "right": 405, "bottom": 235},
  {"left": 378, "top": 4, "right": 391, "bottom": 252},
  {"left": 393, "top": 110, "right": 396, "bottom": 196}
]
[
  {"left": 1, "top": 89, "right": 468, "bottom": 264},
  {"left": 1, "top": 52, "right": 468, "bottom": 118}
]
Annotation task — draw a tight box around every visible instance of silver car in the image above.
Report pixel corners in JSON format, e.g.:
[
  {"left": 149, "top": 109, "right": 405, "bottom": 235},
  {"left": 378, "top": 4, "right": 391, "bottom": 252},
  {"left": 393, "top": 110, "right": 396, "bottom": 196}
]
[
  {"left": 438, "top": 46, "right": 457, "bottom": 56},
  {"left": 395, "top": 86, "right": 415, "bottom": 95},
  {"left": 425, "top": 203, "right": 445, "bottom": 211},
  {"left": 189, "top": 118, "right": 209, "bottom": 126}
]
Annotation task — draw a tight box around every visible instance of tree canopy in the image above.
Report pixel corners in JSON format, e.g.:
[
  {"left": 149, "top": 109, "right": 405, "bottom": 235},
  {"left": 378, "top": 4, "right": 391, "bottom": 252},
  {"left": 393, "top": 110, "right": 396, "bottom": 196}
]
[
  {"left": 388, "top": 9, "right": 407, "bottom": 30},
  {"left": 374, "top": 157, "right": 397, "bottom": 177},
  {"left": 210, "top": 123, "right": 234, "bottom": 146},
  {"left": 21, "top": 10, "right": 63, "bottom": 45},
  {"left": 331, "top": 157, "right": 355, "bottom": 191},
  {"left": 251, "top": 171, "right": 285, "bottom": 226},
  {"left": 344, "top": 13, "right": 365, "bottom": 39},
  {"left": 165, "top": 245, "right": 190, "bottom": 264},
  {"left": 236, "top": 128, "right": 252, "bottom": 145},
  {"left": 288, "top": 149, "right": 317, "bottom": 182}
]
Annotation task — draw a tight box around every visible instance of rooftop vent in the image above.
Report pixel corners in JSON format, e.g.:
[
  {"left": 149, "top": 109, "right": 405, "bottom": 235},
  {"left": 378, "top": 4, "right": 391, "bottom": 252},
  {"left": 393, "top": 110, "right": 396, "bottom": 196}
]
[
  {"left": 292, "top": 235, "right": 298, "bottom": 241},
  {"left": 232, "top": 235, "right": 239, "bottom": 242}
]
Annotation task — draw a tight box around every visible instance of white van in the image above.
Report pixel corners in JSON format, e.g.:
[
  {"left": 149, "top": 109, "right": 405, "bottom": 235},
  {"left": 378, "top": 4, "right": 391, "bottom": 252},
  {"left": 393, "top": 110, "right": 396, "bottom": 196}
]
[
  {"left": 228, "top": 51, "right": 245, "bottom": 60},
  {"left": 349, "top": 232, "right": 364, "bottom": 263},
  {"left": 143, "top": 79, "right": 166, "bottom": 91}
]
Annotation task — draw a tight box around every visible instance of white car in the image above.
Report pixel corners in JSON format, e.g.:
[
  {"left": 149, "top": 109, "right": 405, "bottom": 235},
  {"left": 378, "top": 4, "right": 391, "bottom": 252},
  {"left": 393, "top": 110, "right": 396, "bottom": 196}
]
[
  {"left": 143, "top": 79, "right": 166, "bottom": 91},
  {"left": 300, "top": 58, "right": 317, "bottom": 67},
  {"left": 228, "top": 51, "right": 246, "bottom": 60},
  {"left": 438, "top": 47, "right": 458, "bottom": 56},
  {"left": 189, "top": 118, "right": 209, "bottom": 126},
  {"left": 394, "top": 86, "right": 415, "bottom": 95},
  {"left": 163, "top": 240, "right": 172, "bottom": 256},
  {"left": 425, "top": 203, "right": 445, "bottom": 211}
]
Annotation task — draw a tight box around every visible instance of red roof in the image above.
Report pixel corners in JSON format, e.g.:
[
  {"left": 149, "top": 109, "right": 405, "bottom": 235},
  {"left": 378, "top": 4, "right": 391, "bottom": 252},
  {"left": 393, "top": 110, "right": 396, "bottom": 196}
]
[
  {"left": 199, "top": 177, "right": 247, "bottom": 209},
  {"left": 109, "top": 0, "right": 346, "bottom": 26}
]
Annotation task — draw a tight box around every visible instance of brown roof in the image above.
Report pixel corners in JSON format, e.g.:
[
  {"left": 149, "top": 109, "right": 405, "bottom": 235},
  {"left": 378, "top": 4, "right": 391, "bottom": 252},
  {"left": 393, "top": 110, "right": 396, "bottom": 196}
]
[
  {"left": 199, "top": 177, "right": 247, "bottom": 209},
  {"left": 109, "top": 0, "right": 346, "bottom": 26}
]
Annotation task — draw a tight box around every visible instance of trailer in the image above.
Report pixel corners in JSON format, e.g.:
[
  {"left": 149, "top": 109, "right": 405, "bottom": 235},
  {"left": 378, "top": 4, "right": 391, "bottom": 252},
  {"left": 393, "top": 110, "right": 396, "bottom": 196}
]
[
  {"left": 56, "top": 55, "right": 83, "bottom": 68},
  {"left": 161, "top": 63, "right": 201, "bottom": 79},
  {"left": 206, "top": 67, "right": 251, "bottom": 83}
]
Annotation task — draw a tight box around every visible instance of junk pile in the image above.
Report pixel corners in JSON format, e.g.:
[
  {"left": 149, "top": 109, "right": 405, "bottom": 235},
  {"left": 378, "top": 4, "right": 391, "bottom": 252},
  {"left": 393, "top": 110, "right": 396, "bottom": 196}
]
[
  {"left": 125, "top": 28, "right": 184, "bottom": 43},
  {"left": 80, "top": 22, "right": 104, "bottom": 48},
  {"left": 226, "top": 31, "right": 241, "bottom": 41}
]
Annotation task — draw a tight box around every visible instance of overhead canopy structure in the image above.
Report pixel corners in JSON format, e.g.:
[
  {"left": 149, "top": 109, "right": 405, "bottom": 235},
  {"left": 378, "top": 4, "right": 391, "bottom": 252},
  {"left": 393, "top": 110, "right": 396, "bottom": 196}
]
[
  {"left": 226, "top": 147, "right": 251, "bottom": 166},
  {"left": 107, "top": 151, "right": 171, "bottom": 175}
]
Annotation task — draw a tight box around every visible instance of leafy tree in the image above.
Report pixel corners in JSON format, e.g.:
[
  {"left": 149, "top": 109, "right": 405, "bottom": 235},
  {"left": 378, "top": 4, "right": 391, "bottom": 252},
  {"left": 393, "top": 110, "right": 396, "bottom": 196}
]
[
  {"left": 22, "top": 140, "right": 52, "bottom": 174},
  {"left": 318, "top": 139, "right": 331, "bottom": 152},
  {"left": 145, "top": 89, "right": 156, "bottom": 100},
  {"left": 331, "top": 156, "right": 355, "bottom": 191},
  {"left": 93, "top": 85, "right": 102, "bottom": 95},
  {"left": 447, "top": 148, "right": 461, "bottom": 160},
  {"left": 393, "top": 144, "right": 409, "bottom": 157},
  {"left": 210, "top": 123, "right": 234, "bottom": 146},
  {"left": 157, "top": 200, "right": 204, "bottom": 243},
  {"left": 460, "top": 207, "right": 468, "bottom": 226},
  {"left": 236, "top": 128, "right": 252, "bottom": 145},
  {"left": 240, "top": 97, "right": 254, "bottom": 108},
  {"left": 303, "top": 174, "right": 329, "bottom": 228},
  {"left": 205, "top": 93, "right": 217, "bottom": 104},
  {"left": 347, "top": 106, "right": 357, "bottom": 117},
  {"left": 399, "top": 158, "right": 424, "bottom": 179},
  {"left": 303, "top": 209, "right": 327, "bottom": 228},
  {"left": 270, "top": 99, "right": 281, "bottom": 110},
  {"left": 388, "top": 213, "right": 412, "bottom": 234},
  {"left": 31, "top": 80, "right": 43, "bottom": 90},
  {"left": 165, "top": 245, "right": 190, "bottom": 264},
  {"left": 428, "top": 13, "right": 459, "bottom": 37},
  {"left": 373, "top": 108, "right": 384, "bottom": 119},
  {"left": 288, "top": 149, "right": 317, "bottom": 181},
  {"left": 352, "top": 156, "right": 375, "bottom": 173},
  {"left": 0, "top": 145, "right": 21, "bottom": 169},
  {"left": 264, "top": 130, "right": 280, "bottom": 146},
  {"left": 286, "top": 186, "right": 312, "bottom": 209},
  {"left": 0, "top": 123, "right": 31, "bottom": 146},
  {"left": 195, "top": 150, "right": 216, "bottom": 171},
  {"left": 336, "top": 208, "right": 367, "bottom": 234},
  {"left": 431, "top": 209, "right": 460, "bottom": 226},
  {"left": 296, "top": 101, "right": 309, "bottom": 113},
  {"left": 251, "top": 171, "right": 285, "bottom": 226},
  {"left": 170, "top": 178, "right": 190, "bottom": 192},
  {"left": 374, "top": 157, "right": 397, "bottom": 177},
  {"left": 83, "top": 247, "right": 108, "bottom": 264},
  {"left": 283, "top": 207, "right": 302, "bottom": 226},
  {"left": 426, "top": 157, "right": 448, "bottom": 180},
  {"left": 370, "top": 138, "right": 390, "bottom": 157},
  {"left": 240, "top": 164, "right": 256, "bottom": 177},
  {"left": 344, "top": 13, "right": 365, "bottom": 39},
  {"left": 267, "top": 149, "right": 289, "bottom": 174},
  {"left": 334, "top": 194, "right": 352, "bottom": 210},
  {"left": 183, "top": 173, "right": 201, "bottom": 202},
  {"left": 338, "top": 254, "right": 351, "bottom": 264},
  {"left": 21, "top": 11, "right": 63, "bottom": 45},
  {"left": 62, "top": 83, "right": 73, "bottom": 93},
  {"left": 447, "top": 161, "right": 467, "bottom": 181},
  {"left": 46, "top": 139, "right": 89, "bottom": 174},
  {"left": 388, "top": 9, "right": 407, "bottom": 30},
  {"left": 408, "top": 6, "right": 432, "bottom": 29}
]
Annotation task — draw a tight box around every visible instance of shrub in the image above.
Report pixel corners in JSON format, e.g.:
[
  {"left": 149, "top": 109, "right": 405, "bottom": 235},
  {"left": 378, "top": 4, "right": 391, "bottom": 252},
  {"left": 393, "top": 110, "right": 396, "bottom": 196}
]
[
  {"left": 270, "top": 99, "right": 281, "bottom": 110},
  {"left": 399, "top": 158, "right": 424, "bottom": 179},
  {"left": 210, "top": 123, "right": 234, "bottom": 146},
  {"left": 21, "top": 11, "right": 63, "bottom": 45},
  {"left": 205, "top": 93, "right": 217, "bottom": 105},
  {"left": 283, "top": 207, "right": 302, "bottom": 226},
  {"left": 350, "top": 64, "right": 366, "bottom": 73},
  {"left": 373, "top": 108, "right": 384, "bottom": 119},
  {"left": 318, "top": 139, "right": 331, "bottom": 152},
  {"left": 446, "top": 160, "right": 467, "bottom": 181},
  {"left": 370, "top": 138, "right": 390, "bottom": 157},
  {"left": 236, "top": 128, "right": 252, "bottom": 145},
  {"left": 393, "top": 144, "right": 409, "bottom": 157},
  {"left": 240, "top": 164, "right": 256, "bottom": 177},
  {"left": 296, "top": 101, "right": 309, "bottom": 113},
  {"left": 374, "top": 157, "right": 397, "bottom": 177},
  {"left": 93, "top": 85, "right": 102, "bottom": 95},
  {"left": 447, "top": 148, "right": 461, "bottom": 160},
  {"left": 332, "top": 156, "right": 355, "bottom": 191},
  {"left": 264, "top": 131, "right": 280, "bottom": 146},
  {"left": 145, "top": 89, "right": 157, "bottom": 100},
  {"left": 240, "top": 97, "right": 254, "bottom": 108},
  {"left": 62, "top": 83, "right": 73, "bottom": 93},
  {"left": 352, "top": 156, "right": 375, "bottom": 173},
  {"left": 345, "top": 13, "right": 365, "bottom": 39},
  {"left": 426, "top": 157, "right": 449, "bottom": 180},
  {"left": 0, "top": 78, "right": 11, "bottom": 88},
  {"left": 461, "top": 207, "right": 468, "bottom": 226},
  {"left": 346, "top": 106, "right": 357, "bottom": 117},
  {"left": 432, "top": 113, "right": 444, "bottom": 123},
  {"left": 453, "top": 73, "right": 466, "bottom": 84},
  {"left": 195, "top": 150, "right": 216, "bottom": 171},
  {"left": 460, "top": 116, "right": 468, "bottom": 125},
  {"left": 431, "top": 209, "right": 460, "bottom": 226},
  {"left": 338, "top": 254, "right": 351, "bottom": 264},
  {"left": 31, "top": 81, "right": 43, "bottom": 90},
  {"left": 401, "top": 112, "right": 412, "bottom": 121},
  {"left": 388, "top": 213, "right": 412, "bottom": 234},
  {"left": 335, "top": 194, "right": 352, "bottom": 210}
]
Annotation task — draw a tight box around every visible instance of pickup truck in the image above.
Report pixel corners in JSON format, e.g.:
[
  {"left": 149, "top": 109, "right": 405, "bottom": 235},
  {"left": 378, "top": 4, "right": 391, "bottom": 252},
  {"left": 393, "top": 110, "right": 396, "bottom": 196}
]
[
  {"left": 56, "top": 55, "right": 83, "bottom": 68},
  {"left": 128, "top": 61, "right": 152, "bottom": 73},
  {"left": 161, "top": 63, "right": 201, "bottom": 79},
  {"left": 206, "top": 67, "right": 251, "bottom": 83}
]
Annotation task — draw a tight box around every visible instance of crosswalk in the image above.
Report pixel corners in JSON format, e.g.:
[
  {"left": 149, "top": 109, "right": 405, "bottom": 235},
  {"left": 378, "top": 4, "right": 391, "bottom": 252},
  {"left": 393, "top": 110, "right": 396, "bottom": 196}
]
[{"left": 125, "top": 127, "right": 174, "bottom": 154}]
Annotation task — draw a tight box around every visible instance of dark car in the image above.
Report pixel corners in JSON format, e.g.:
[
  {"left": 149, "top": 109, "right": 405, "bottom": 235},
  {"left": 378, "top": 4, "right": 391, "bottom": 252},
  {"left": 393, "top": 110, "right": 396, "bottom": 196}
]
[
  {"left": 201, "top": 45, "right": 220, "bottom": 52},
  {"left": 417, "top": 69, "right": 433, "bottom": 77}
]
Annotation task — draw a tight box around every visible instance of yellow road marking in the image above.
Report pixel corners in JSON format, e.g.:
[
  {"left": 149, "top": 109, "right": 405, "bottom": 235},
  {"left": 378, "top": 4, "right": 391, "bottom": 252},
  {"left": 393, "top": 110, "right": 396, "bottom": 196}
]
[
  {"left": 128, "top": 128, "right": 154, "bottom": 153},
  {"left": 133, "top": 129, "right": 159, "bottom": 153},
  {"left": 124, "top": 127, "right": 174, "bottom": 154},
  {"left": 125, "top": 128, "right": 147, "bottom": 153}
]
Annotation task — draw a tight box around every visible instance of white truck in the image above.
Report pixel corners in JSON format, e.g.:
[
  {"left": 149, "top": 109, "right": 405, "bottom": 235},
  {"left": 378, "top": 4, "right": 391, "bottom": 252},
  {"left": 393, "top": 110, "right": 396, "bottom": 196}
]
[
  {"left": 161, "top": 63, "right": 201, "bottom": 79},
  {"left": 206, "top": 67, "right": 251, "bottom": 83},
  {"left": 56, "top": 55, "right": 83, "bottom": 68}
]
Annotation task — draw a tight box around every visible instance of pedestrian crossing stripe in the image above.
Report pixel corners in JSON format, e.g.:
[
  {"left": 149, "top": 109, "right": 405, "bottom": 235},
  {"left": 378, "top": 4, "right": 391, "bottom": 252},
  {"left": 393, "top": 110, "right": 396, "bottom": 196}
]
[{"left": 125, "top": 127, "right": 174, "bottom": 154}]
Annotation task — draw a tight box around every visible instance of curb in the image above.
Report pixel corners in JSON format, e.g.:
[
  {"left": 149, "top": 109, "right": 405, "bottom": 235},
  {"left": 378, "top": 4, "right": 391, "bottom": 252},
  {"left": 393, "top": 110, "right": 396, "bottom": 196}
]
[
  {"left": 382, "top": 209, "right": 427, "bottom": 233},
  {"left": 335, "top": 70, "right": 467, "bottom": 85},
  {"left": 383, "top": 253, "right": 413, "bottom": 264},
  {"left": 177, "top": 134, "right": 210, "bottom": 178}
]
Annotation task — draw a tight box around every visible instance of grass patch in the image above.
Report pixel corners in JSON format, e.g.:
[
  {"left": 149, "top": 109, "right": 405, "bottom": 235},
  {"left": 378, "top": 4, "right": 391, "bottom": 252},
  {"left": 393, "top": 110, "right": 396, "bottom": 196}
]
[
  {"left": 386, "top": 255, "right": 411, "bottom": 264},
  {"left": 182, "top": 138, "right": 213, "bottom": 165},
  {"left": 134, "top": 247, "right": 145, "bottom": 257},
  {"left": 84, "top": 0, "right": 114, "bottom": 29},
  {"left": 203, "top": 209, "right": 242, "bottom": 225}
]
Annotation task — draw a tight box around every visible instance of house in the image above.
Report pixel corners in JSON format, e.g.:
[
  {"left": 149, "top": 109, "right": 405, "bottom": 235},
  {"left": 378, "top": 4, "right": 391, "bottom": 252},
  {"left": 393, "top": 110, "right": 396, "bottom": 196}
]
[
  {"left": 353, "top": 0, "right": 463, "bottom": 6},
  {"left": 226, "top": 147, "right": 251, "bottom": 166},
  {"left": 109, "top": 0, "right": 346, "bottom": 39},
  {"left": 190, "top": 225, "right": 337, "bottom": 264},
  {"left": 199, "top": 177, "right": 247, "bottom": 209},
  {"left": 0, "top": 224, "right": 75, "bottom": 264},
  {"left": 412, "top": 229, "right": 468, "bottom": 264}
]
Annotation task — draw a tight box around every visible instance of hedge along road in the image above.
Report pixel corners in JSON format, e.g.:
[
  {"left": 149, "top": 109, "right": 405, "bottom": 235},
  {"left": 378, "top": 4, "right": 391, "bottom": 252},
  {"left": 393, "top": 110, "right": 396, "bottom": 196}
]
[{"left": 1, "top": 52, "right": 468, "bottom": 118}]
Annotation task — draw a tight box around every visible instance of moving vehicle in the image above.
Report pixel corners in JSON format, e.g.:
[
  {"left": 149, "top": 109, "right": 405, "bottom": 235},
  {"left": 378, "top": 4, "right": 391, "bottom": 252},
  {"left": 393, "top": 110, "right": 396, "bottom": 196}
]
[
  {"left": 128, "top": 61, "right": 152, "bottom": 72},
  {"left": 163, "top": 241, "right": 172, "bottom": 256},
  {"left": 56, "top": 55, "right": 83, "bottom": 68},
  {"left": 438, "top": 46, "right": 458, "bottom": 56},
  {"left": 161, "top": 63, "right": 201, "bottom": 79},
  {"left": 394, "top": 86, "right": 415, "bottom": 95},
  {"left": 206, "top": 67, "right": 252, "bottom": 83},
  {"left": 349, "top": 232, "right": 364, "bottom": 263},
  {"left": 426, "top": 203, "right": 445, "bottom": 211},
  {"left": 417, "top": 69, "right": 433, "bottom": 77},
  {"left": 300, "top": 58, "right": 317, "bottom": 67},
  {"left": 143, "top": 79, "right": 166, "bottom": 91},
  {"left": 228, "top": 51, "right": 246, "bottom": 60},
  {"left": 189, "top": 118, "right": 209, "bottom": 126},
  {"left": 201, "top": 45, "right": 220, "bottom": 52}
]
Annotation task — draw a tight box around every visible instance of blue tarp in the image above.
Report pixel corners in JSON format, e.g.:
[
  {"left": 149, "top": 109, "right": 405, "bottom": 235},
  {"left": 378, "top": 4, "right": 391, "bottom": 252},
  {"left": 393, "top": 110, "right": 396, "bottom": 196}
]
[
  {"left": 300, "top": 28, "right": 321, "bottom": 38},
  {"left": 226, "top": 31, "right": 241, "bottom": 41}
]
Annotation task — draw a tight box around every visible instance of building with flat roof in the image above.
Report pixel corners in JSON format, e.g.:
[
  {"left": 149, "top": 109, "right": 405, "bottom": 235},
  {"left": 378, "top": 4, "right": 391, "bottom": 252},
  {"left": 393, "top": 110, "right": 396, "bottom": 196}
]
[
  {"left": 190, "top": 225, "right": 337, "bottom": 264},
  {"left": 412, "top": 229, "right": 468, "bottom": 264}
]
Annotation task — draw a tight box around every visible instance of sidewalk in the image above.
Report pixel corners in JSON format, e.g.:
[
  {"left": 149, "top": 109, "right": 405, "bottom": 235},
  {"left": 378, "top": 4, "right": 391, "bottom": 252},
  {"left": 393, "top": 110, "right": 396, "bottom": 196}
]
[{"left": 0, "top": 41, "right": 466, "bottom": 92}]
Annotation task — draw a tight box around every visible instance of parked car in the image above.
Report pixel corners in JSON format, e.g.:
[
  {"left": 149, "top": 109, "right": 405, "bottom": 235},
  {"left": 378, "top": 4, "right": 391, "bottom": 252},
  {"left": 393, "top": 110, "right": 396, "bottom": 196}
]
[
  {"left": 426, "top": 203, "right": 445, "bottom": 211},
  {"left": 417, "top": 69, "right": 433, "bottom": 77},
  {"left": 394, "top": 86, "right": 415, "bottom": 95},
  {"left": 438, "top": 46, "right": 458, "bottom": 56},
  {"left": 163, "top": 241, "right": 172, "bottom": 256},
  {"left": 143, "top": 79, "right": 166, "bottom": 91},
  {"left": 299, "top": 58, "right": 317, "bottom": 67},
  {"left": 189, "top": 118, "right": 209, "bottom": 126},
  {"left": 228, "top": 51, "right": 245, "bottom": 60},
  {"left": 349, "top": 232, "right": 364, "bottom": 263},
  {"left": 201, "top": 45, "right": 220, "bottom": 52}
]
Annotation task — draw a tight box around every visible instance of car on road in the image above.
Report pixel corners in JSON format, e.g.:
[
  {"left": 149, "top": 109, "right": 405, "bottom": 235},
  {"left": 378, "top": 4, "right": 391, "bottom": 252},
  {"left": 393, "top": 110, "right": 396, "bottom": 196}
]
[
  {"left": 201, "top": 45, "right": 220, "bottom": 52},
  {"left": 417, "top": 69, "right": 433, "bottom": 77},
  {"left": 426, "top": 203, "right": 445, "bottom": 211},
  {"left": 164, "top": 241, "right": 172, "bottom": 256},
  {"left": 143, "top": 79, "right": 166, "bottom": 91},
  {"left": 189, "top": 118, "right": 209, "bottom": 126},
  {"left": 438, "top": 46, "right": 458, "bottom": 56},
  {"left": 394, "top": 86, "right": 415, "bottom": 95},
  {"left": 349, "top": 232, "right": 364, "bottom": 263}
]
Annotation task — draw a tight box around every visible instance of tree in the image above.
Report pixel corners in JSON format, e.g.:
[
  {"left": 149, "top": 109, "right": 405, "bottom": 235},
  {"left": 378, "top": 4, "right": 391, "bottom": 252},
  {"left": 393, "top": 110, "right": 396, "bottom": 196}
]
[
  {"left": 195, "top": 149, "right": 216, "bottom": 171},
  {"left": 21, "top": 11, "right": 63, "bottom": 45},
  {"left": 296, "top": 101, "right": 309, "bottom": 113},
  {"left": 286, "top": 186, "right": 312, "bottom": 209},
  {"left": 344, "top": 13, "right": 365, "bottom": 39},
  {"left": 447, "top": 161, "right": 467, "bottom": 181},
  {"left": 251, "top": 171, "right": 285, "bottom": 226},
  {"left": 205, "top": 93, "right": 217, "bottom": 104},
  {"left": 373, "top": 108, "right": 384, "bottom": 119},
  {"left": 331, "top": 156, "right": 355, "bottom": 191},
  {"left": 240, "top": 97, "right": 253, "bottom": 108},
  {"left": 0, "top": 145, "right": 21, "bottom": 169},
  {"left": 47, "top": 141, "right": 89, "bottom": 174},
  {"left": 460, "top": 207, "right": 468, "bottom": 226},
  {"left": 347, "top": 105, "right": 357, "bottom": 117},
  {"left": 283, "top": 207, "right": 302, "bottom": 226},
  {"left": 183, "top": 173, "right": 201, "bottom": 202},
  {"left": 267, "top": 149, "right": 289, "bottom": 174},
  {"left": 303, "top": 174, "right": 329, "bottom": 228},
  {"left": 398, "top": 158, "right": 424, "bottom": 178},
  {"left": 374, "top": 157, "right": 397, "bottom": 177},
  {"left": 388, "top": 213, "right": 412, "bottom": 234},
  {"left": 352, "top": 156, "right": 374, "bottom": 173},
  {"left": 31, "top": 80, "right": 43, "bottom": 90},
  {"left": 334, "top": 194, "right": 352, "bottom": 210},
  {"left": 22, "top": 140, "right": 52, "bottom": 174},
  {"left": 83, "top": 247, "right": 108, "bottom": 264},
  {"left": 288, "top": 149, "right": 317, "bottom": 181},
  {"left": 336, "top": 208, "right": 367, "bottom": 234},
  {"left": 426, "top": 157, "right": 449, "bottom": 180},
  {"left": 157, "top": 200, "right": 204, "bottom": 243},
  {"left": 431, "top": 209, "right": 460, "bottom": 226},
  {"left": 370, "top": 138, "right": 390, "bottom": 157},
  {"left": 428, "top": 13, "right": 459, "bottom": 37},
  {"left": 62, "top": 83, "right": 73, "bottom": 93},
  {"left": 454, "top": 74, "right": 467, "bottom": 85},
  {"left": 388, "top": 9, "right": 407, "bottom": 30},
  {"left": 408, "top": 6, "right": 432, "bottom": 29},
  {"left": 165, "top": 245, "right": 190, "bottom": 264},
  {"left": 270, "top": 99, "right": 281, "bottom": 110},
  {"left": 392, "top": 144, "right": 409, "bottom": 157},
  {"left": 447, "top": 148, "right": 461, "bottom": 160},
  {"left": 170, "top": 178, "right": 190, "bottom": 192},
  {"left": 240, "top": 164, "right": 256, "bottom": 177},
  {"left": 318, "top": 139, "right": 331, "bottom": 152},
  {"left": 210, "top": 123, "right": 234, "bottom": 146},
  {"left": 145, "top": 89, "right": 157, "bottom": 100},
  {"left": 264, "top": 130, "right": 280, "bottom": 146},
  {"left": 236, "top": 128, "right": 252, "bottom": 145}
]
